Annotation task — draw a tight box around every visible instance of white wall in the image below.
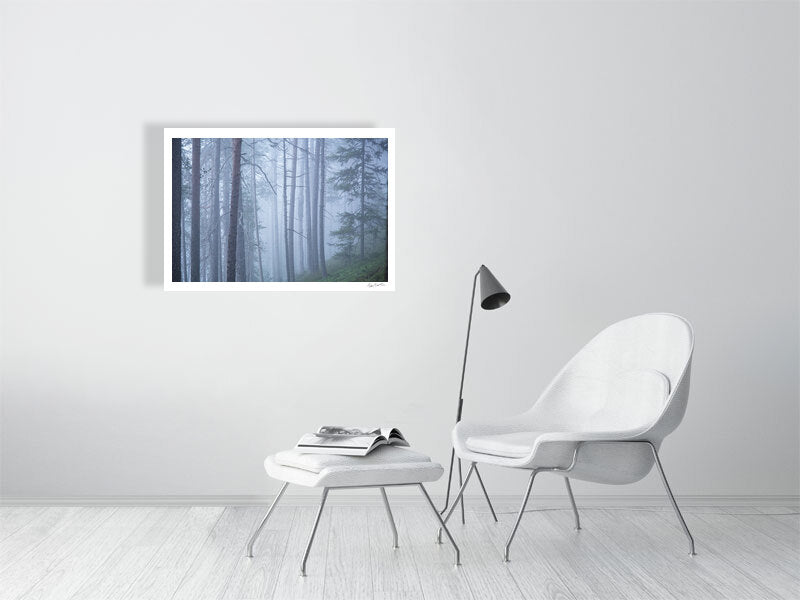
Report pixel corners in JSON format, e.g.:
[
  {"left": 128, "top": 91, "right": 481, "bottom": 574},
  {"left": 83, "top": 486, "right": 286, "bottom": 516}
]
[{"left": 1, "top": 0, "right": 797, "bottom": 500}]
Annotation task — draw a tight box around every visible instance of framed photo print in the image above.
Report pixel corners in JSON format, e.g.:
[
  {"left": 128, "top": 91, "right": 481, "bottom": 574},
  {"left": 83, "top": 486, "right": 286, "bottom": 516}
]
[{"left": 164, "top": 128, "right": 394, "bottom": 291}]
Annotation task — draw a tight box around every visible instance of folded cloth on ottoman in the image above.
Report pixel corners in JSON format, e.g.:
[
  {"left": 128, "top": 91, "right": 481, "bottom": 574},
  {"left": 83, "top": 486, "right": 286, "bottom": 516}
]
[{"left": 266, "top": 445, "right": 444, "bottom": 488}]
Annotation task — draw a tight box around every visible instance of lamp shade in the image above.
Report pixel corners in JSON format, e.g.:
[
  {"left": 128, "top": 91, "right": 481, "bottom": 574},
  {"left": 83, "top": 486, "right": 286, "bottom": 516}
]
[{"left": 478, "top": 265, "right": 510, "bottom": 310}]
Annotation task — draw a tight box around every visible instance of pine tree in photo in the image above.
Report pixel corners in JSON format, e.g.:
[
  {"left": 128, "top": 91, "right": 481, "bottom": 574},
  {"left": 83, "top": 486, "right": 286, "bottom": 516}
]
[
  {"left": 226, "top": 138, "right": 243, "bottom": 282},
  {"left": 328, "top": 138, "right": 389, "bottom": 265},
  {"left": 171, "top": 138, "right": 182, "bottom": 282}
]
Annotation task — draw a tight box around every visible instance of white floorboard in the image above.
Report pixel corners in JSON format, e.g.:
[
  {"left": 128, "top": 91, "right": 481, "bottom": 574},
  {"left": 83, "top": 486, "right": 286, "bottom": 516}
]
[
  {"left": 366, "top": 499, "right": 424, "bottom": 600},
  {"left": 0, "top": 503, "right": 797, "bottom": 600}
]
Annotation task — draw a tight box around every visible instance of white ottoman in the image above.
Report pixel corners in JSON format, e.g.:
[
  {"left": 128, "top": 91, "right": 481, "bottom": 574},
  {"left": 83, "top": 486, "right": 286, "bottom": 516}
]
[{"left": 245, "top": 446, "right": 461, "bottom": 575}]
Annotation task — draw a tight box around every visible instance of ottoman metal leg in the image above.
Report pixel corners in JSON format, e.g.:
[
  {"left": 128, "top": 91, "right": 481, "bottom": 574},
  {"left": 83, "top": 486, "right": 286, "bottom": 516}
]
[
  {"left": 437, "top": 462, "right": 476, "bottom": 543},
  {"left": 418, "top": 484, "right": 461, "bottom": 567},
  {"left": 301, "top": 487, "right": 329, "bottom": 577},
  {"left": 380, "top": 487, "right": 399, "bottom": 549},
  {"left": 246, "top": 481, "right": 289, "bottom": 557}
]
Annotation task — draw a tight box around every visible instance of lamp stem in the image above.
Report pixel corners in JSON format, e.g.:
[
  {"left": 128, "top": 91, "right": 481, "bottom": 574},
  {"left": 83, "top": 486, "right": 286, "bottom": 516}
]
[
  {"left": 441, "top": 268, "right": 482, "bottom": 515},
  {"left": 456, "top": 269, "right": 480, "bottom": 422}
]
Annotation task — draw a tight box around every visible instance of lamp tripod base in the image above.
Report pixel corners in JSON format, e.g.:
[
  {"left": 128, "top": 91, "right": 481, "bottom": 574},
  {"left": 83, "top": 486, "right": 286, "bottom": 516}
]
[{"left": 440, "top": 448, "right": 498, "bottom": 524}]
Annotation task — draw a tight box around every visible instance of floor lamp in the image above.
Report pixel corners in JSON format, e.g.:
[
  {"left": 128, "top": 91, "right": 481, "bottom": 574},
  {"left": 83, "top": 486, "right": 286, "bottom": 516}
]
[{"left": 440, "top": 264, "right": 510, "bottom": 524}]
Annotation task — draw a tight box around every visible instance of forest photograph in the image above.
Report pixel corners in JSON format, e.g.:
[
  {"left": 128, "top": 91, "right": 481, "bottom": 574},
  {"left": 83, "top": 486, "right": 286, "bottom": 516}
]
[{"left": 164, "top": 128, "right": 393, "bottom": 290}]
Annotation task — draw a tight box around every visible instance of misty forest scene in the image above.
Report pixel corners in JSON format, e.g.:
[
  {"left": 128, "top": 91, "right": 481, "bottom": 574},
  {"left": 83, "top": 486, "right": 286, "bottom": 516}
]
[{"left": 170, "top": 137, "right": 389, "bottom": 283}]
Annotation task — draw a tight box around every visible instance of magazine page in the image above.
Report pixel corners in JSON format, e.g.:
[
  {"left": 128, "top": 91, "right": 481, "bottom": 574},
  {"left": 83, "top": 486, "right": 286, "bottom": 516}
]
[
  {"left": 380, "top": 427, "right": 409, "bottom": 446},
  {"left": 316, "top": 426, "right": 408, "bottom": 446},
  {"left": 298, "top": 426, "right": 408, "bottom": 454},
  {"left": 316, "top": 426, "right": 381, "bottom": 437},
  {"left": 295, "top": 432, "right": 386, "bottom": 456},
  {"left": 298, "top": 433, "right": 381, "bottom": 450}
]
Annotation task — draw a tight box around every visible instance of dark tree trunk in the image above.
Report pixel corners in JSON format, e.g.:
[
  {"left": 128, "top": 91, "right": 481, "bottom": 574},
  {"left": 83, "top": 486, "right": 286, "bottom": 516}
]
[
  {"left": 171, "top": 138, "right": 182, "bottom": 282},
  {"left": 282, "top": 140, "right": 290, "bottom": 281},
  {"left": 251, "top": 139, "right": 264, "bottom": 281},
  {"left": 271, "top": 154, "right": 280, "bottom": 280},
  {"left": 237, "top": 214, "right": 247, "bottom": 281},
  {"left": 182, "top": 204, "right": 189, "bottom": 281},
  {"left": 303, "top": 138, "right": 313, "bottom": 273},
  {"left": 297, "top": 140, "right": 306, "bottom": 273},
  {"left": 319, "top": 138, "right": 327, "bottom": 277},
  {"left": 359, "top": 138, "right": 366, "bottom": 259},
  {"left": 242, "top": 158, "right": 253, "bottom": 282},
  {"left": 210, "top": 139, "right": 221, "bottom": 281},
  {"left": 191, "top": 138, "right": 201, "bottom": 281},
  {"left": 287, "top": 139, "right": 298, "bottom": 281},
  {"left": 225, "top": 138, "right": 243, "bottom": 282},
  {"left": 220, "top": 139, "right": 230, "bottom": 279},
  {"left": 310, "top": 140, "right": 320, "bottom": 274}
]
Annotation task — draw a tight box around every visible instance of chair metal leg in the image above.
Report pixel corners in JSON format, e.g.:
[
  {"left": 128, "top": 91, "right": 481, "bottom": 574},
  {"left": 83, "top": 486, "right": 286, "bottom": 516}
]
[
  {"left": 474, "top": 466, "right": 498, "bottom": 522},
  {"left": 300, "top": 488, "right": 329, "bottom": 576},
  {"left": 246, "top": 481, "right": 289, "bottom": 557},
  {"left": 437, "top": 462, "right": 476, "bottom": 543},
  {"left": 380, "top": 487, "right": 399, "bottom": 549},
  {"left": 648, "top": 442, "right": 696, "bottom": 556},
  {"left": 440, "top": 447, "right": 457, "bottom": 513},
  {"left": 457, "top": 458, "right": 465, "bottom": 524},
  {"left": 564, "top": 477, "right": 581, "bottom": 530},
  {"left": 419, "top": 484, "right": 461, "bottom": 566},
  {"left": 504, "top": 470, "right": 538, "bottom": 562}
]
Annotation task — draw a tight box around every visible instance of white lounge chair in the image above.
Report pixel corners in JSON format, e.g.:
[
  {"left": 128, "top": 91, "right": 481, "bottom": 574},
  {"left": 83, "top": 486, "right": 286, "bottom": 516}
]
[{"left": 439, "top": 313, "right": 697, "bottom": 561}]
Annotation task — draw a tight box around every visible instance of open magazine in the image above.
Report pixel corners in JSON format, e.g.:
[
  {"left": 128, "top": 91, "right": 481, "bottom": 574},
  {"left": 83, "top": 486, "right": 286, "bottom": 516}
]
[{"left": 294, "top": 426, "right": 410, "bottom": 456}]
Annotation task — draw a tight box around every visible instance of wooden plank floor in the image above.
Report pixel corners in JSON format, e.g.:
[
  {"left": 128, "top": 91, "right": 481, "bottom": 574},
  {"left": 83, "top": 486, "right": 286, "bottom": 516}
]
[{"left": 0, "top": 503, "right": 797, "bottom": 600}]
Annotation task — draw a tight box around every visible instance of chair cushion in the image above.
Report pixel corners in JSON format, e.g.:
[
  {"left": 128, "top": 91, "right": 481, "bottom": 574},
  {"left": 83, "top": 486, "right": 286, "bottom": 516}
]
[
  {"left": 465, "top": 431, "right": 542, "bottom": 459},
  {"left": 464, "top": 370, "right": 671, "bottom": 460},
  {"left": 273, "top": 446, "right": 434, "bottom": 473}
]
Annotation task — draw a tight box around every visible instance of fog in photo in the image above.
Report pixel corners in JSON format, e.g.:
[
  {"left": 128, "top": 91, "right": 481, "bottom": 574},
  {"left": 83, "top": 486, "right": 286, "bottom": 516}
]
[{"left": 170, "top": 136, "right": 389, "bottom": 283}]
